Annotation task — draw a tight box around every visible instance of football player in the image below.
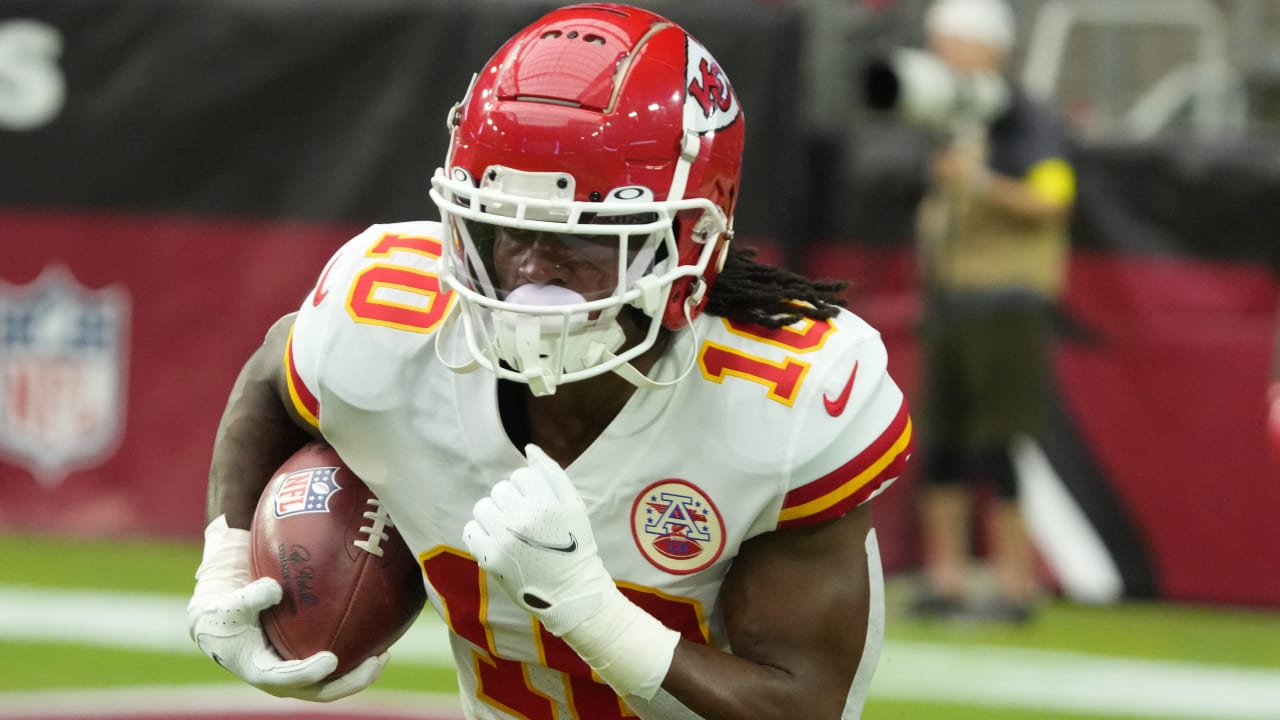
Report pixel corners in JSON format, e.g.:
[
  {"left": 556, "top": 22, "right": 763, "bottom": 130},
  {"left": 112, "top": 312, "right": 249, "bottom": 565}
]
[{"left": 186, "top": 4, "right": 912, "bottom": 719}]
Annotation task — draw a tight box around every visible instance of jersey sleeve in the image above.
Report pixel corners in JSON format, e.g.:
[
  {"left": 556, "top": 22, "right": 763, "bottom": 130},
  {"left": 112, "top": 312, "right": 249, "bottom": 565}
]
[
  {"left": 776, "top": 315, "right": 913, "bottom": 529},
  {"left": 283, "top": 220, "right": 452, "bottom": 431}
]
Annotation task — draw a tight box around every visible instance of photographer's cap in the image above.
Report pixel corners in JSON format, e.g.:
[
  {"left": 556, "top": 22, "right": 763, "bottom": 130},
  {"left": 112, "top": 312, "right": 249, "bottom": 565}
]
[{"left": 925, "top": 0, "right": 1016, "bottom": 54}]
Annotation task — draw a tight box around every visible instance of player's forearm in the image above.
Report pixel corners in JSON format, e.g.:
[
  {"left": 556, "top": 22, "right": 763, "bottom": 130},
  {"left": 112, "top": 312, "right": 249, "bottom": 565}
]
[
  {"left": 663, "top": 642, "right": 806, "bottom": 719},
  {"left": 659, "top": 507, "right": 876, "bottom": 719},
  {"left": 662, "top": 635, "right": 860, "bottom": 719},
  {"left": 206, "top": 316, "right": 314, "bottom": 528}
]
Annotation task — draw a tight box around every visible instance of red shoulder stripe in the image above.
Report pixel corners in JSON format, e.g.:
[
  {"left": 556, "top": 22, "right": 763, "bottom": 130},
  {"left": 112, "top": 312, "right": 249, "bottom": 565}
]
[
  {"left": 777, "top": 400, "right": 912, "bottom": 528},
  {"left": 284, "top": 328, "right": 320, "bottom": 428}
]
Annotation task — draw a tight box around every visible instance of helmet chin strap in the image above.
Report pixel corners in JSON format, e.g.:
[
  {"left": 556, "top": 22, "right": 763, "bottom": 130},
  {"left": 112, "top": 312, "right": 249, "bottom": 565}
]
[
  {"left": 491, "top": 285, "right": 627, "bottom": 396},
  {"left": 503, "top": 311, "right": 626, "bottom": 397},
  {"left": 436, "top": 298, "right": 628, "bottom": 397},
  {"left": 435, "top": 299, "right": 482, "bottom": 375},
  {"left": 608, "top": 291, "right": 702, "bottom": 392},
  {"left": 437, "top": 283, "right": 703, "bottom": 395}
]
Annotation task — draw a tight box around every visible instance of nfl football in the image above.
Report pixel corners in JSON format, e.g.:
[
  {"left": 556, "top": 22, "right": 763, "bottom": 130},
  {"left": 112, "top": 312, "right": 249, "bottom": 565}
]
[{"left": 250, "top": 440, "right": 426, "bottom": 677}]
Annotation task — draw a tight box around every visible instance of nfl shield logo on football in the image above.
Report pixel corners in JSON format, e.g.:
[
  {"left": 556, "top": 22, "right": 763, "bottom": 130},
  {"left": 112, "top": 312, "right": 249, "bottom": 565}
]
[
  {"left": 631, "top": 479, "right": 726, "bottom": 575},
  {"left": 0, "top": 265, "right": 129, "bottom": 486},
  {"left": 273, "top": 466, "right": 342, "bottom": 518}
]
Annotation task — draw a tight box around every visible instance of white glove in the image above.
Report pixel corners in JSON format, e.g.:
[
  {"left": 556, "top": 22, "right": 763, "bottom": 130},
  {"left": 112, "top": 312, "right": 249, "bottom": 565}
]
[
  {"left": 463, "top": 445, "right": 680, "bottom": 699},
  {"left": 186, "top": 515, "right": 387, "bottom": 702},
  {"left": 464, "top": 444, "right": 613, "bottom": 634}
]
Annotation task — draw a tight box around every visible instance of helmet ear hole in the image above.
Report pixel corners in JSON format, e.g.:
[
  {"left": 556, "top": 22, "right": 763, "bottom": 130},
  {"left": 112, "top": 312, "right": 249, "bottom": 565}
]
[
  {"left": 662, "top": 279, "right": 691, "bottom": 330},
  {"left": 687, "top": 278, "right": 707, "bottom": 307},
  {"left": 661, "top": 275, "right": 709, "bottom": 331}
]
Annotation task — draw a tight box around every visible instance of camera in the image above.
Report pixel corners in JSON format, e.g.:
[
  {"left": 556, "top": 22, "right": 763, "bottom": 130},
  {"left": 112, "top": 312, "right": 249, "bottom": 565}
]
[{"left": 861, "top": 48, "right": 1010, "bottom": 133}]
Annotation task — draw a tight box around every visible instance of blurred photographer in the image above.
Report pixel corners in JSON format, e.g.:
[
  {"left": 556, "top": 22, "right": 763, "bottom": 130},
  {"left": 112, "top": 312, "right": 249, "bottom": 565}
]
[{"left": 885, "top": 0, "right": 1077, "bottom": 622}]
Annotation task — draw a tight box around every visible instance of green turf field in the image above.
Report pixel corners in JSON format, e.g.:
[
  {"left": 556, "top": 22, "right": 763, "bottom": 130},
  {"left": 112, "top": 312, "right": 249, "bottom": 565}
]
[{"left": 2, "top": 534, "right": 1278, "bottom": 719}]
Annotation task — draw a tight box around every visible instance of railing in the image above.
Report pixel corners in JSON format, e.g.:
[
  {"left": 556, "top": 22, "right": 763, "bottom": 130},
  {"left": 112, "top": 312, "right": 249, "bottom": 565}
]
[{"left": 1020, "top": 0, "right": 1248, "bottom": 140}]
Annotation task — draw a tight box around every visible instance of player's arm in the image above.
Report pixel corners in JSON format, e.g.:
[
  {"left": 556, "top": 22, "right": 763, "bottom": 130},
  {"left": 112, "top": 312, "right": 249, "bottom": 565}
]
[
  {"left": 465, "top": 447, "right": 886, "bottom": 719},
  {"left": 206, "top": 312, "right": 318, "bottom": 529},
  {"left": 662, "top": 504, "right": 877, "bottom": 719},
  {"left": 190, "top": 312, "right": 387, "bottom": 701}
]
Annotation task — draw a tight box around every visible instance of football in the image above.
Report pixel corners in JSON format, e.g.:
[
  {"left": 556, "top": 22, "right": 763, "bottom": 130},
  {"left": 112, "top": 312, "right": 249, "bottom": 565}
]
[{"left": 250, "top": 440, "right": 426, "bottom": 677}]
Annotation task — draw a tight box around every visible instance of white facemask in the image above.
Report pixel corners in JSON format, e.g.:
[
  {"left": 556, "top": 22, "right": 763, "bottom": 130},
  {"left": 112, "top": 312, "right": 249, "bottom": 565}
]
[{"left": 491, "top": 284, "right": 625, "bottom": 396}]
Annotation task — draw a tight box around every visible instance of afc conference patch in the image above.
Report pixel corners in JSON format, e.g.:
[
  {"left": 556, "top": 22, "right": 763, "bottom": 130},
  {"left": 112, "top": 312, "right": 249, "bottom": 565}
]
[
  {"left": 272, "top": 466, "right": 342, "bottom": 518},
  {"left": 631, "top": 479, "right": 726, "bottom": 574},
  {"left": 0, "top": 266, "right": 129, "bottom": 485}
]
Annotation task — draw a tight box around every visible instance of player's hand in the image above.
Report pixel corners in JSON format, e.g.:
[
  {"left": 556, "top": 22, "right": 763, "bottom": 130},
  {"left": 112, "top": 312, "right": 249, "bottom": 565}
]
[
  {"left": 463, "top": 447, "right": 681, "bottom": 699},
  {"left": 462, "top": 444, "right": 614, "bottom": 636},
  {"left": 186, "top": 515, "right": 385, "bottom": 702}
]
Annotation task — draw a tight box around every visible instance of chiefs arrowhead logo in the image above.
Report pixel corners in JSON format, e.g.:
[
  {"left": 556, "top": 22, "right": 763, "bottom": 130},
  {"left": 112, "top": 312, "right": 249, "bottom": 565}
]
[{"left": 684, "top": 38, "right": 740, "bottom": 134}]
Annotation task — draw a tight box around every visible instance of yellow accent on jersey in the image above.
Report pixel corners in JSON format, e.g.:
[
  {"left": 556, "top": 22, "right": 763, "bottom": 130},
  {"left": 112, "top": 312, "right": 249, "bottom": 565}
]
[
  {"left": 283, "top": 328, "right": 320, "bottom": 429},
  {"left": 777, "top": 417, "right": 913, "bottom": 524},
  {"left": 697, "top": 340, "right": 812, "bottom": 407},
  {"left": 720, "top": 314, "right": 836, "bottom": 353},
  {"left": 1026, "top": 158, "right": 1076, "bottom": 207}
]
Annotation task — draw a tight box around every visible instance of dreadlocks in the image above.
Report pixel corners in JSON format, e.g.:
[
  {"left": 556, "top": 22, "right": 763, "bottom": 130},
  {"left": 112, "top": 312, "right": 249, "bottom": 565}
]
[{"left": 703, "top": 245, "right": 849, "bottom": 329}]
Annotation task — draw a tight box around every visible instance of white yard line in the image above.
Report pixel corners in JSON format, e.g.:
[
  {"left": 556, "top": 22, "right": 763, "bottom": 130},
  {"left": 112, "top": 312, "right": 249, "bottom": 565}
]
[
  {"left": 0, "top": 685, "right": 461, "bottom": 718},
  {"left": 0, "top": 584, "right": 454, "bottom": 665},
  {"left": 3, "top": 585, "right": 1279, "bottom": 719},
  {"left": 874, "top": 640, "right": 1280, "bottom": 719}
]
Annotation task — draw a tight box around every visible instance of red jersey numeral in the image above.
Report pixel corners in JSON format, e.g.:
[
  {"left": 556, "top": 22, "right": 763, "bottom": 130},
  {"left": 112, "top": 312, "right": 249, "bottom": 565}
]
[
  {"left": 346, "top": 232, "right": 454, "bottom": 333},
  {"left": 421, "top": 549, "right": 709, "bottom": 720},
  {"left": 697, "top": 316, "right": 835, "bottom": 404}
]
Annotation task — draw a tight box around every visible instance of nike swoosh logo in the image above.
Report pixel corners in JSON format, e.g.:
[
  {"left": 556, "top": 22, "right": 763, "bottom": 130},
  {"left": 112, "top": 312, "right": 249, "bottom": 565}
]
[
  {"left": 311, "top": 254, "right": 341, "bottom": 306},
  {"left": 509, "top": 529, "right": 578, "bottom": 554},
  {"left": 823, "top": 360, "right": 859, "bottom": 417}
]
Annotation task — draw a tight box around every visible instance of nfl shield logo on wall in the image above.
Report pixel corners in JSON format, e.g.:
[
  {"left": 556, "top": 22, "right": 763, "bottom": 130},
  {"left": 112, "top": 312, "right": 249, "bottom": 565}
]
[{"left": 0, "top": 266, "right": 130, "bottom": 485}]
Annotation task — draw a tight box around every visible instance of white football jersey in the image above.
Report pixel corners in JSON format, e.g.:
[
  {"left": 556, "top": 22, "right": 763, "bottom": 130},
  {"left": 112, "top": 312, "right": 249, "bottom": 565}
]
[{"left": 285, "top": 221, "right": 912, "bottom": 720}]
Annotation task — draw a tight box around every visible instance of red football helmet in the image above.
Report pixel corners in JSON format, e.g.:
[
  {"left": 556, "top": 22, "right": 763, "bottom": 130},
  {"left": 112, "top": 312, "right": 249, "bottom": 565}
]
[{"left": 429, "top": 3, "right": 745, "bottom": 394}]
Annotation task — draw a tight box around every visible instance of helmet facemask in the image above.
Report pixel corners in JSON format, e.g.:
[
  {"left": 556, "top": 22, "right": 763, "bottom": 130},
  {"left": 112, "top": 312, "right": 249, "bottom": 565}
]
[
  {"left": 428, "top": 3, "right": 744, "bottom": 395},
  {"left": 431, "top": 164, "right": 726, "bottom": 396}
]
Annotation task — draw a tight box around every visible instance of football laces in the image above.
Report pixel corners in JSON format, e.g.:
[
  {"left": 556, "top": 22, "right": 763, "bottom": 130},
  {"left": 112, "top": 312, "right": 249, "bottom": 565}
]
[{"left": 353, "top": 498, "right": 394, "bottom": 557}]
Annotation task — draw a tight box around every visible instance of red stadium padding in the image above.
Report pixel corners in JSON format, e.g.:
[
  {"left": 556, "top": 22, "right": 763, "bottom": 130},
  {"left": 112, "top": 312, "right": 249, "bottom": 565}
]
[
  {"left": 0, "top": 208, "right": 356, "bottom": 538},
  {"left": 3, "top": 208, "right": 1280, "bottom": 607}
]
